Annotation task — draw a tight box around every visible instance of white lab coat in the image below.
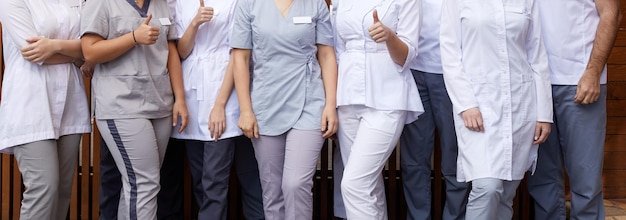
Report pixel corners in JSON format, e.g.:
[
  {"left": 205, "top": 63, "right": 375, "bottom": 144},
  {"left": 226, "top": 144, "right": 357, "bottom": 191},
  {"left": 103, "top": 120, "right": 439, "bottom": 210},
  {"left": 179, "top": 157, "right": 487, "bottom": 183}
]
[
  {"left": 440, "top": 0, "right": 552, "bottom": 182},
  {"left": 333, "top": 0, "right": 424, "bottom": 123},
  {"left": 171, "top": 0, "right": 241, "bottom": 141},
  {"left": 0, "top": 0, "right": 91, "bottom": 151}
]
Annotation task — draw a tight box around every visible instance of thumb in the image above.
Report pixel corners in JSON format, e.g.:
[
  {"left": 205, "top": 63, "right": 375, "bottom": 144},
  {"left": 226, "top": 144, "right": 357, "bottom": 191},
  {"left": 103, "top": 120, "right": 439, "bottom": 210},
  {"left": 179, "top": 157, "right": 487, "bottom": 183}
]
[
  {"left": 199, "top": 0, "right": 204, "bottom": 7},
  {"left": 143, "top": 13, "right": 153, "bottom": 25},
  {"left": 373, "top": 9, "right": 380, "bottom": 23},
  {"left": 25, "top": 36, "right": 42, "bottom": 43}
]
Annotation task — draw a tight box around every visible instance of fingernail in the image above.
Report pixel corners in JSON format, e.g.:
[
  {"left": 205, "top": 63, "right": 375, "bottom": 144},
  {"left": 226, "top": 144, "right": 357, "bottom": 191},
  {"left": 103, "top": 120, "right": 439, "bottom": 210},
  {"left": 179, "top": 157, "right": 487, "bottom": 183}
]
[{"left": 534, "top": 136, "right": 538, "bottom": 141}]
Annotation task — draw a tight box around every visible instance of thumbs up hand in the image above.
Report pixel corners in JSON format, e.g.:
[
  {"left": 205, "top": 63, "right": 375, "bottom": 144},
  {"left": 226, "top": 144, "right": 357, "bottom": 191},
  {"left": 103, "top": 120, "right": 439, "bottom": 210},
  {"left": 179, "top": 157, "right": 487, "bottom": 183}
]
[
  {"left": 368, "top": 10, "right": 391, "bottom": 43},
  {"left": 134, "top": 14, "right": 160, "bottom": 45},
  {"left": 192, "top": 0, "right": 214, "bottom": 27}
]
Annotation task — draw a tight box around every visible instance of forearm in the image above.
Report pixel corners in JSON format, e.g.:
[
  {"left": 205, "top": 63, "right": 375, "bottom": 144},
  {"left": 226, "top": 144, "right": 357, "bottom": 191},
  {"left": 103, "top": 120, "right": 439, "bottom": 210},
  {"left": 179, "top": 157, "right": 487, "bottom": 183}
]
[
  {"left": 167, "top": 41, "right": 186, "bottom": 102},
  {"left": 51, "top": 39, "right": 83, "bottom": 59},
  {"left": 81, "top": 33, "right": 136, "bottom": 64},
  {"left": 214, "top": 54, "right": 236, "bottom": 108},
  {"left": 586, "top": 0, "right": 622, "bottom": 78},
  {"left": 232, "top": 49, "right": 253, "bottom": 113},
  {"left": 177, "top": 22, "right": 200, "bottom": 59},
  {"left": 318, "top": 45, "right": 338, "bottom": 106},
  {"left": 385, "top": 33, "right": 409, "bottom": 66},
  {"left": 42, "top": 54, "right": 75, "bottom": 65}
]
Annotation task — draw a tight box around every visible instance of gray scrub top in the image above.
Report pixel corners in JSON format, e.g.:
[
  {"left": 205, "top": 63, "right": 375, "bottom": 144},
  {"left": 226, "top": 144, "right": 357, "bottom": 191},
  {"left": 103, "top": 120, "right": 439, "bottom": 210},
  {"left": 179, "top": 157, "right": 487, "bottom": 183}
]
[
  {"left": 81, "top": 0, "right": 177, "bottom": 120},
  {"left": 231, "top": 0, "right": 334, "bottom": 136}
]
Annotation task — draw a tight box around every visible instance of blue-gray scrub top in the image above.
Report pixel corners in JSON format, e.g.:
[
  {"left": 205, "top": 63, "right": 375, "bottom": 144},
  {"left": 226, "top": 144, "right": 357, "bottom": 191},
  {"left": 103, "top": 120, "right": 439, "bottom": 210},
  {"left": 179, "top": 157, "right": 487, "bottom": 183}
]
[
  {"left": 230, "top": 0, "right": 334, "bottom": 136},
  {"left": 81, "top": 0, "right": 177, "bottom": 120}
]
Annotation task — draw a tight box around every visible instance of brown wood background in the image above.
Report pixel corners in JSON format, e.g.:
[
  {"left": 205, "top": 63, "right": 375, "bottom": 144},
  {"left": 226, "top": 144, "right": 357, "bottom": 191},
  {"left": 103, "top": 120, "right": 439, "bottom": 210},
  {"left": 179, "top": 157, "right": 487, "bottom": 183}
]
[
  {"left": 603, "top": 2, "right": 626, "bottom": 200},
  {"left": 1, "top": 1, "right": 625, "bottom": 218}
]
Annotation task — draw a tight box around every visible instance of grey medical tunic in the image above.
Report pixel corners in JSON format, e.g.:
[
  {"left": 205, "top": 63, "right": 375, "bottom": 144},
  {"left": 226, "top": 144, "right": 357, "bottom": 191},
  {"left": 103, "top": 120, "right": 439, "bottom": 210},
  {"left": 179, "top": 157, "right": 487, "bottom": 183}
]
[
  {"left": 230, "top": 0, "right": 334, "bottom": 136},
  {"left": 81, "top": 0, "right": 177, "bottom": 119}
]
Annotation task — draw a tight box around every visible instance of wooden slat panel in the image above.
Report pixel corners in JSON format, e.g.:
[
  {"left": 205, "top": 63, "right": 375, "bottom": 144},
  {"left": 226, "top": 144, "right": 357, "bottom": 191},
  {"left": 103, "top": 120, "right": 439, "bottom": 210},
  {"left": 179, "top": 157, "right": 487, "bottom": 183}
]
[
  {"left": 604, "top": 187, "right": 626, "bottom": 199},
  {"left": 92, "top": 125, "right": 101, "bottom": 220},
  {"left": 2, "top": 155, "right": 11, "bottom": 220},
  {"left": 605, "top": 135, "right": 626, "bottom": 152},
  {"left": 608, "top": 65, "right": 626, "bottom": 81},
  {"left": 80, "top": 133, "right": 91, "bottom": 219},
  {"left": 608, "top": 117, "right": 626, "bottom": 134},
  {"left": 609, "top": 47, "right": 626, "bottom": 65},
  {"left": 608, "top": 81, "right": 626, "bottom": 100},
  {"left": 603, "top": 170, "right": 626, "bottom": 187},
  {"left": 608, "top": 100, "right": 626, "bottom": 116},
  {"left": 12, "top": 159, "right": 20, "bottom": 220},
  {"left": 70, "top": 166, "right": 79, "bottom": 220},
  {"left": 604, "top": 152, "right": 626, "bottom": 170}
]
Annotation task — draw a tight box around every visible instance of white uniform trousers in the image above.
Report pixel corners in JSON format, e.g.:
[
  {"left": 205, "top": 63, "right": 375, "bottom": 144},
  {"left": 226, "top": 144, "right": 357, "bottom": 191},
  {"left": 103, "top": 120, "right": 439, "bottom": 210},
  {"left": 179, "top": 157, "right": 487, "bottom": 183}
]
[
  {"left": 337, "top": 105, "right": 407, "bottom": 220},
  {"left": 466, "top": 178, "right": 521, "bottom": 220}
]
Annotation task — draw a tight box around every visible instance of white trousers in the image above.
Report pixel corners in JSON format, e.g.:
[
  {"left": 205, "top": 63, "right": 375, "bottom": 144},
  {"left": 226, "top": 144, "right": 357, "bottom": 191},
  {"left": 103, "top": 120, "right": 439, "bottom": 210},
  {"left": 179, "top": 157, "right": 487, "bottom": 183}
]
[
  {"left": 466, "top": 178, "right": 521, "bottom": 220},
  {"left": 337, "top": 105, "right": 407, "bottom": 220}
]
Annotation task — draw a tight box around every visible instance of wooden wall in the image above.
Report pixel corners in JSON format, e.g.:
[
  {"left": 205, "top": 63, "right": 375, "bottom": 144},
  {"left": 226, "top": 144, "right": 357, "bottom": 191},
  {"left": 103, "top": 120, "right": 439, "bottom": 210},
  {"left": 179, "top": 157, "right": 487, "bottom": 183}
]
[{"left": 603, "top": 2, "right": 626, "bottom": 199}]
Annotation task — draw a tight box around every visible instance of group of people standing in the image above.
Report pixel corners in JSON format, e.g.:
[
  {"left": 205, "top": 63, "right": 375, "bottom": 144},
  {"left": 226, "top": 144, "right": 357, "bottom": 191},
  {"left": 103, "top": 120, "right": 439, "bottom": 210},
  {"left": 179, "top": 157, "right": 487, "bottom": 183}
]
[{"left": 0, "top": 0, "right": 620, "bottom": 220}]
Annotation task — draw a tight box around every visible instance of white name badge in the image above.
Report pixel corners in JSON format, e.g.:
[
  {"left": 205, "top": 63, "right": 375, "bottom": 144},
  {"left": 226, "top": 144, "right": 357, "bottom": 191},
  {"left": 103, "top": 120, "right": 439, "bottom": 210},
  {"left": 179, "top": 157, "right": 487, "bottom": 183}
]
[
  {"left": 293, "top": 16, "right": 312, "bottom": 24},
  {"left": 159, "top": 18, "right": 172, "bottom": 26}
]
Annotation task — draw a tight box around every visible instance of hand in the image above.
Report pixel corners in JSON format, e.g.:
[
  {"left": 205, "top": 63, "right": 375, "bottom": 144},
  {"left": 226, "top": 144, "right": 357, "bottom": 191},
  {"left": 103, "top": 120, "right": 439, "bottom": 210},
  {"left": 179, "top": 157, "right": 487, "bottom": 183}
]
[
  {"left": 173, "top": 100, "right": 189, "bottom": 133},
  {"left": 20, "top": 37, "right": 58, "bottom": 62},
  {"left": 532, "top": 122, "right": 551, "bottom": 145},
  {"left": 368, "top": 10, "right": 391, "bottom": 43},
  {"left": 208, "top": 105, "right": 226, "bottom": 141},
  {"left": 238, "top": 111, "right": 259, "bottom": 138},
  {"left": 134, "top": 14, "right": 160, "bottom": 45},
  {"left": 574, "top": 70, "right": 601, "bottom": 105},
  {"left": 192, "top": 0, "right": 214, "bottom": 27},
  {"left": 461, "top": 107, "right": 484, "bottom": 132},
  {"left": 320, "top": 105, "right": 338, "bottom": 139},
  {"left": 80, "top": 62, "right": 96, "bottom": 78}
]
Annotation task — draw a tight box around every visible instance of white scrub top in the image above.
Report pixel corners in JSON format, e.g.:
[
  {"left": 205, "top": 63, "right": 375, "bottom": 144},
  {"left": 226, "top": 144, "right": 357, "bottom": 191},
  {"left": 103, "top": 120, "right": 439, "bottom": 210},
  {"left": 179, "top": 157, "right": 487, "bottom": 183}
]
[
  {"left": 171, "top": 0, "right": 242, "bottom": 141},
  {"left": 230, "top": 0, "right": 334, "bottom": 136},
  {"left": 440, "top": 0, "right": 553, "bottom": 182},
  {"left": 538, "top": 0, "right": 607, "bottom": 85},
  {"left": 333, "top": 0, "right": 424, "bottom": 123},
  {"left": 409, "top": 0, "right": 442, "bottom": 74},
  {"left": 0, "top": 0, "right": 91, "bottom": 151}
]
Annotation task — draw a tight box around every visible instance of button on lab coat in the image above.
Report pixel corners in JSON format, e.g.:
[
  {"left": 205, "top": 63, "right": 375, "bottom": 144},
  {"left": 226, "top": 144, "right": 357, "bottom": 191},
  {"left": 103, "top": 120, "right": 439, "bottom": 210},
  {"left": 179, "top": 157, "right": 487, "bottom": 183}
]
[
  {"left": 333, "top": 0, "right": 424, "bottom": 123},
  {"left": 440, "top": 0, "right": 553, "bottom": 182},
  {"left": 0, "top": 0, "right": 91, "bottom": 151}
]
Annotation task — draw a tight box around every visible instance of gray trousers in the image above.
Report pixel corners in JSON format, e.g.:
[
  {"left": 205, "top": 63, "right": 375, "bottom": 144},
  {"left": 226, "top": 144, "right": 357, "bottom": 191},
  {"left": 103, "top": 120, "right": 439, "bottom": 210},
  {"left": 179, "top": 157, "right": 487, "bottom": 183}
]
[
  {"left": 466, "top": 178, "right": 521, "bottom": 220},
  {"left": 251, "top": 129, "right": 325, "bottom": 220},
  {"left": 14, "top": 134, "right": 81, "bottom": 220},
  {"left": 400, "top": 70, "right": 469, "bottom": 220},
  {"left": 184, "top": 137, "right": 235, "bottom": 220},
  {"left": 97, "top": 117, "right": 172, "bottom": 220},
  {"left": 527, "top": 85, "right": 607, "bottom": 220}
]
